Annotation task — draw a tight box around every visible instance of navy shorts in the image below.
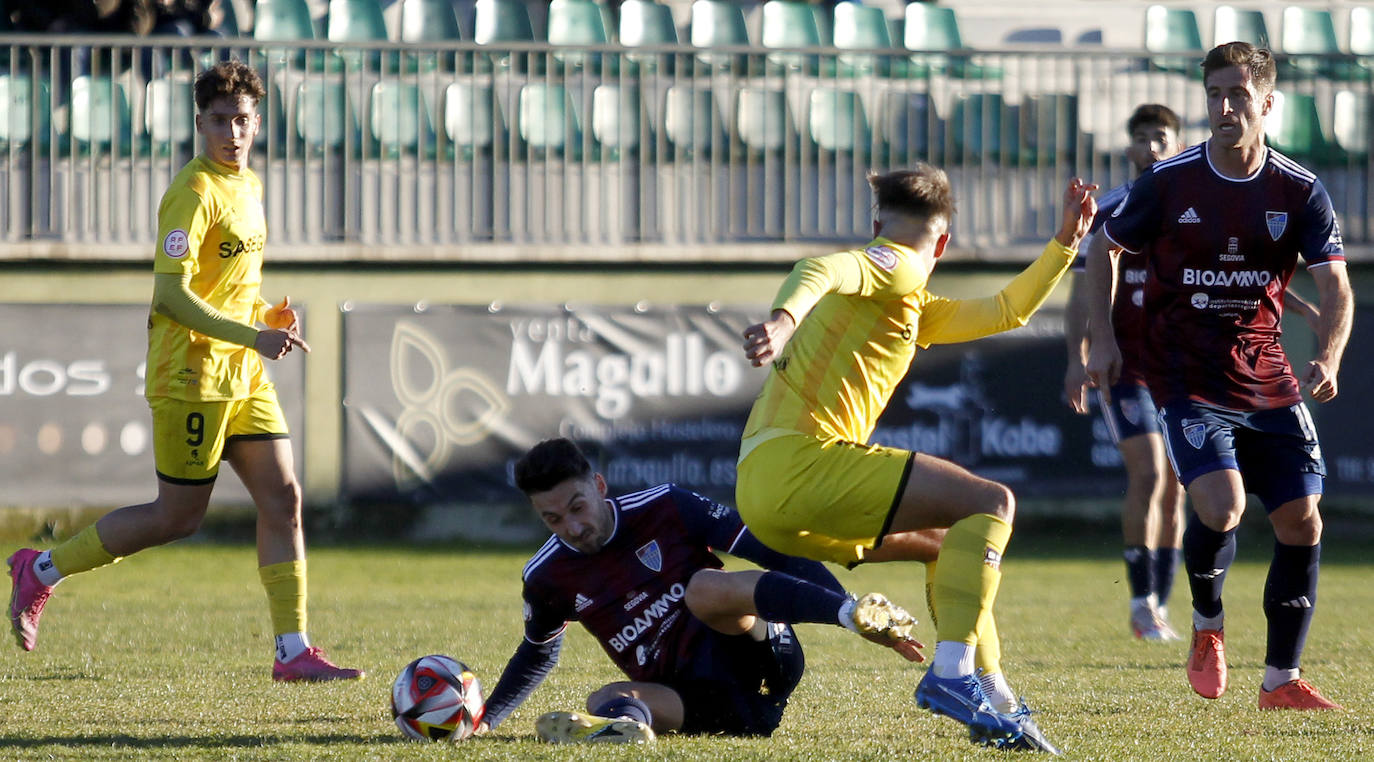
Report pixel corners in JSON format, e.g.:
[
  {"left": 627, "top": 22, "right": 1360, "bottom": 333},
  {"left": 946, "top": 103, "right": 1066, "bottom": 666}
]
[
  {"left": 1096, "top": 382, "right": 1160, "bottom": 443},
  {"left": 1158, "top": 400, "right": 1325, "bottom": 511},
  {"left": 667, "top": 622, "right": 805, "bottom": 736}
]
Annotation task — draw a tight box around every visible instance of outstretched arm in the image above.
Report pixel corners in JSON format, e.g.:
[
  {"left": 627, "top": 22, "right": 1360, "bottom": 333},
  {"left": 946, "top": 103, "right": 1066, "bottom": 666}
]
[{"left": 476, "top": 634, "right": 563, "bottom": 733}]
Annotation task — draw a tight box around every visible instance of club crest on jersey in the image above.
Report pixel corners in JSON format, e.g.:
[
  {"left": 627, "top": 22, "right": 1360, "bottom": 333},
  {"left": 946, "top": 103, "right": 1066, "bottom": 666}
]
[
  {"left": 1183, "top": 420, "right": 1207, "bottom": 449},
  {"left": 636, "top": 541, "right": 663, "bottom": 572},
  {"left": 163, "top": 229, "right": 189, "bottom": 258},
  {"left": 1266, "top": 211, "right": 1288, "bottom": 240},
  {"left": 865, "top": 245, "right": 899, "bottom": 272}
]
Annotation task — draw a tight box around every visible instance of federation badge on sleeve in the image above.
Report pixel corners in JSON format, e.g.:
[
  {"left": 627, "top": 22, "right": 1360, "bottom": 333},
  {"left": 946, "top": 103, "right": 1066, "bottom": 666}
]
[
  {"left": 864, "top": 245, "right": 899, "bottom": 272},
  {"left": 163, "top": 229, "right": 190, "bottom": 258}
]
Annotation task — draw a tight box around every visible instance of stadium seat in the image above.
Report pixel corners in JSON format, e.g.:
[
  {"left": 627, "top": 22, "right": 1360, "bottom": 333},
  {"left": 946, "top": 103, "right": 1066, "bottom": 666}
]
[
  {"left": 1265, "top": 91, "right": 1335, "bottom": 163},
  {"left": 833, "top": 2, "right": 894, "bottom": 76},
  {"left": 1020, "top": 93, "right": 1078, "bottom": 163},
  {"left": 547, "top": 0, "right": 611, "bottom": 71},
  {"left": 1351, "top": 7, "right": 1374, "bottom": 78},
  {"left": 761, "top": 0, "right": 821, "bottom": 71},
  {"left": 808, "top": 87, "right": 870, "bottom": 155},
  {"left": 619, "top": 0, "right": 678, "bottom": 72},
  {"left": 1143, "top": 5, "right": 1202, "bottom": 73},
  {"left": 145, "top": 75, "right": 196, "bottom": 151},
  {"left": 399, "top": 0, "right": 464, "bottom": 72},
  {"left": 690, "top": 0, "right": 751, "bottom": 69},
  {"left": 1279, "top": 7, "right": 1344, "bottom": 79},
  {"left": 663, "top": 85, "right": 723, "bottom": 155},
  {"left": 69, "top": 75, "right": 134, "bottom": 153},
  {"left": 443, "top": 81, "right": 497, "bottom": 155},
  {"left": 592, "top": 84, "right": 642, "bottom": 157},
  {"left": 880, "top": 89, "right": 937, "bottom": 161},
  {"left": 950, "top": 92, "right": 1016, "bottom": 162},
  {"left": 1213, "top": 6, "right": 1269, "bottom": 47},
  {"left": 327, "top": 0, "right": 390, "bottom": 71},
  {"left": 370, "top": 80, "right": 437, "bottom": 157},
  {"left": 1333, "top": 89, "right": 1370, "bottom": 158},
  {"left": 518, "top": 82, "right": 584, "bottom": 156},
  {"left": 474, "top": 0, "right": 535, "bottom": 70},
  {"left": 736, "top": 87, "right": 790, "bottom": 152},
  {"left": 904, "top": 4, "right": 998, "bottom": 79},
  {"left": 254, "top": 0, "right": 319, "bottom": 71},
  {"left": 0, "top": 74, "right": 51, "bottom": 150},
  {"left": 295, "top": 78, "right": 359, "bottom": 154}
]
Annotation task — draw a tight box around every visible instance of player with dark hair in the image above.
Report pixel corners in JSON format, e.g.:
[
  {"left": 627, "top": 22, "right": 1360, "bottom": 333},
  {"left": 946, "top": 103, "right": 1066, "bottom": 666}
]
[
  {"left": 7, "top": 61, "right": 362, "bottom": 682},
  {"left": 476, "top": 437, "right": 922, "bottom": 744},
  {"left": 736, "top": 166, "right": 1097, "bottom": 752},
  {"left": 1085, "top": 42, "right": 1352, "bottom": 710},
  {"left": 1064, "top": 103, "right": 1189, "bottom": 641}
]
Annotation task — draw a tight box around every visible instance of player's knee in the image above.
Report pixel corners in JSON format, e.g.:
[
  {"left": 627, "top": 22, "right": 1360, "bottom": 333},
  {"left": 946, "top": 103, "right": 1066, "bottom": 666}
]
[
  {"left": 159, "top": 508, "right": 206, "bottom": 542},
  {"left": 257, "top": 481, "right": 303, "bottom": 525},
  {"left": 976, "top": 483, "right": 1015, "bottom": 524},
  {"left": 1271, "top": 503, "right": 1322, "bottom": 545}
]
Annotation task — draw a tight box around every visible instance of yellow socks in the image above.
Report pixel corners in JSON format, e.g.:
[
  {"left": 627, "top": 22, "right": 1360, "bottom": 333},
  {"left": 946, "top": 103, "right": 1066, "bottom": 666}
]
[
  {"left": 49, "top": 524, "right": 121, "bottom": 577},
  {"left": 932, "top": 513, "right": 1012, "bottom": 645},
  {"left": 258, "top": 560, "right": 308, "bottom": 637}
]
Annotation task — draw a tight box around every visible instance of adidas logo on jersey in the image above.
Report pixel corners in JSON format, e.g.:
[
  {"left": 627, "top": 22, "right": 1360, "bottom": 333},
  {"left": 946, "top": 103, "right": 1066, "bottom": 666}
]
[
  {"left": 574, "top": 593, "right": 593, "bottom": 612},
  {"left": 1178, "top": 207, "right": 1201, "bottom": 224}
]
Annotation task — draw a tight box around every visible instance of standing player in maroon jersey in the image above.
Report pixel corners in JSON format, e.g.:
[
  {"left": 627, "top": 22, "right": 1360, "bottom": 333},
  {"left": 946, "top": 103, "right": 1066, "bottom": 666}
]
[
  {"left": 1085, "top": 42, "right": 1353, "bottom": 710},
  {"left": 475, "top": 438, "right": 922, "bottom": 744}
]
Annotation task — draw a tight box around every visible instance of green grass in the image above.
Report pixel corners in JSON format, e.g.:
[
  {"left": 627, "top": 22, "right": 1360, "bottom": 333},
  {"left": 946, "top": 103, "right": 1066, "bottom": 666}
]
[{"left": 2, "top": 529, "right": 1373, "bottom": 760}]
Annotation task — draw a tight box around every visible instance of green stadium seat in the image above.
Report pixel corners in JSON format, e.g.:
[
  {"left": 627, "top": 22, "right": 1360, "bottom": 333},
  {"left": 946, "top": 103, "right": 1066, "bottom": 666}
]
[
  {"left": 690, "top": 0, "right": 750, "bottom": 69},
  {"left": 370, "top": 80, "right": 436, "bottom": 157},
  {"left": 1333, "top": 89, "right": 1370, "bottom": 157},
  {"left": 1265, "top": 91, "right": 1335, "bottom": 162},
  {"left": 663, "top": 85, "right": 722, "bottom": 154},
  {"left": 808, "top": 87, "right": 869, "bottom": 155},
  {"left": 834, "top": 3, "right": 894, "bottom": 77},
  {"left": 881, "top": 90, "right": 936, "bottom": 161},
  {"left": 1144, "top": 5, "right": 1202, "bottom": 73},
  {"left": 619, "top": 0, "right": 678, "bottom": 72},
  {"left": 399, "top": 0, "right": 464, "bottom": 72},
  {"left": 0, "top": 74, "right": 51, "bottom": 150},
  {"left": 904, "top": 4, "right": 998, "bottom": 79},
  {"left": 1351, "top": 7, "right": 1374, "bottom": 78},
  {"left": 295, "top": 78, "right": 359, "bottom": 154},
  {"left": 547, "top": 0, "right": 610, "bottom": 71},
  {"left": 761, "top": 0, "right": 821, "bottom": 71},
  {"left": 736, "top": 87, "right": 789, "bottom": 152},
  {"left": 70, "top": 75, "right": 134, "bottom": 153},
  {"left": 1020, "top": 93, "right": 1078, "bottom": 163},
  {"left": 474, "top": 0, "right": 535, "bottom": 70},
  {"left": 145, "top": 75, "right": 197, "bottom": 150},
  {"left": 951, "top": 92, "right": 1015, "bottom": 162},
  {"left": 254, "top": 0, "right": 319, "bottom": 71},
  {"left": 592, "top": 84, "right": 641, "bottom": 156},
  {"left": 443, "top": 81, "right": 496, "bottom": 154},
  {"left": 327, "top": 0, "right": 390, "bottom": 72},
  {"left": 1213, "top": 6, "right": 1269, "bottom": 47},
  {"left": 1280, "top": 7, "right": 1346, "bottom": 79},
  {"left": 518, "top": 82, "right": 583, "bottom": 155}
]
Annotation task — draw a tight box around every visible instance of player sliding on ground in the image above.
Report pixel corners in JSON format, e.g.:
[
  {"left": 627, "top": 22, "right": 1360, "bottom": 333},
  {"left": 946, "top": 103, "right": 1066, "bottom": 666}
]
[
  {"left": 475, "top": 438, "right": 922, "bottom": 743},
  {"left": 737, "top": 168, "right": 1098, "bottom": 753},
  {"left": 7, "top": 61, "right": 361, "bottom": 682}
]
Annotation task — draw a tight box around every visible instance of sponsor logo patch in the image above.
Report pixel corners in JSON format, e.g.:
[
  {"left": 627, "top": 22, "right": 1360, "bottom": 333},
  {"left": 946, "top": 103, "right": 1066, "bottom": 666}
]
[
  {"left": 162, "top": 229, "right": 189, "bottom": 258},
  {"left": 865, "top": 245, "right": 899, "bottom": 272},
  {"left": 983, "top": 546, "right": 1002, "bottom": 570},
  {"left": 1227, "top": 237, "right": 1238, "bottom": 255},
  {"left": 1266, "top": 211, "right": 1288, "bottom": 240},
  {"left": 1191, "top": 292, "right": 1210, "bottom": 309}
]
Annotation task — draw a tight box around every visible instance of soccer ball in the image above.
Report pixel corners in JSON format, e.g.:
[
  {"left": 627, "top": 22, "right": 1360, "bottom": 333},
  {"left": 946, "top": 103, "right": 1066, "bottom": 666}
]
[{"left": 390, "top": 654, "right": 484, "bottom": 741}]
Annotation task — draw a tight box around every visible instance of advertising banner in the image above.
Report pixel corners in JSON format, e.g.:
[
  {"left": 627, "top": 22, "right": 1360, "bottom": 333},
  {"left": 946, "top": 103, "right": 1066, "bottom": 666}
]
[{"left": 0, "top": 304, "right": 306, "bottom": 508}]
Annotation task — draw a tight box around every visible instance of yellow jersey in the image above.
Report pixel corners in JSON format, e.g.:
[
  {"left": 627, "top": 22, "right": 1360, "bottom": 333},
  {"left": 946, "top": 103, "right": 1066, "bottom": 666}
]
[
  {"left": 740, "top": 237, "right": 1076, "bottom": 460},
  {"left": 146, "top": 156, "right": 269, "bottom": 401}
]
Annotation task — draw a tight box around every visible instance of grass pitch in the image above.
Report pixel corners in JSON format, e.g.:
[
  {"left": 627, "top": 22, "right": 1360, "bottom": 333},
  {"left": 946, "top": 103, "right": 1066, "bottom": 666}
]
[{"left": 2, "top": 526, "right": 1372, "bottom": 761}]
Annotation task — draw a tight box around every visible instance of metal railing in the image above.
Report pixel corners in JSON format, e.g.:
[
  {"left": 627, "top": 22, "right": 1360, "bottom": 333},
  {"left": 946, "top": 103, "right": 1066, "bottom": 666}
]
[{"left": 2, "top": 34, "right": 1371, "bottom": 260}]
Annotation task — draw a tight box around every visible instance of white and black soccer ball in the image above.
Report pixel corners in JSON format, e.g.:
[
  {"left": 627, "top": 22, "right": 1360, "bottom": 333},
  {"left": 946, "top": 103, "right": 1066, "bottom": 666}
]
[{"left": 391, "top": 654, "right": 484, "bottom": 741}]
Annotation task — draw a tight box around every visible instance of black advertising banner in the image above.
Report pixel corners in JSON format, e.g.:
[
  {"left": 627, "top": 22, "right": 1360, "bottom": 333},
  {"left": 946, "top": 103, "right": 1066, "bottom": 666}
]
[
  {"left": 339, "top": 304, "right": 1152, "bottom": 541},
  {"left": 0, "top": 304, "right": 306, "bottom": 508}
]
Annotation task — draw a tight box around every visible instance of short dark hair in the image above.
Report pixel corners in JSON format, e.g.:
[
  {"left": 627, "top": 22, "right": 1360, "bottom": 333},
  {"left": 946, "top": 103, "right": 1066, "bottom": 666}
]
[
  {"left": 1126, "top": 104, "right": 1181, "bottom": 137},
  {"left": 867, "top": 164, "right": 956, "bottom": 228},
  {"left": 514, "top": 438, "right": 592, "bottom": 495},
  {"left": 1201, "top": 42, "right": 1276, "bottom": 94},
  {"left": 194, "top": 60, "right": 265, "bottom": 111}
]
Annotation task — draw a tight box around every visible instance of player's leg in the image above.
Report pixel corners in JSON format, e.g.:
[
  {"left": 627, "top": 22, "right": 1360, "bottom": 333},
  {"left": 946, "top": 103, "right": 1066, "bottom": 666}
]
[
  {"left": 1118, "top": 432, "right": 1170, "bottom": 638},
  {"left": 1152, "top": 467, "right": 1186, "bottom": 628},
  {"left": 8, "top": 398, "right": 224, "bottom": 651},
  {"left": 684, "top": 568, "right": 919, "bottom": 659},
  {"left": 535, "top": 681, "right": 668, "bottom": 743},
  {"left": 223, "top": 386, "right": 360, "bottom": 682}
]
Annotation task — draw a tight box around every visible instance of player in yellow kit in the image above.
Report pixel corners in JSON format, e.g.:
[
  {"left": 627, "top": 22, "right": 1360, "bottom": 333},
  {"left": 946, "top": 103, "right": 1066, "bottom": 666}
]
[
  {"left": 7, "top": 61, "right": 362, "bottom": 682},
  {"left": 737, "top": 167, "right": 1096, "bottom": 753}
]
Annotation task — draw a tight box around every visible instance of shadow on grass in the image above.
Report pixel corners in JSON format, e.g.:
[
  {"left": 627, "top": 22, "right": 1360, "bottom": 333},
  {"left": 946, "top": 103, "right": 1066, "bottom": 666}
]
[{"left": 0, "top": 733, "right": 533, "bottom": 749}]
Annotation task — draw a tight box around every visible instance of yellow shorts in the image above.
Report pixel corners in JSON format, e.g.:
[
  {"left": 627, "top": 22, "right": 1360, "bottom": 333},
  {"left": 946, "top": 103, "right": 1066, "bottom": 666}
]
[
  {"left": 148, "top": 383, "right": 289, "bottom": 484},
  {"left": 735, "top": 434, "right": 913, "bottom": 565}
]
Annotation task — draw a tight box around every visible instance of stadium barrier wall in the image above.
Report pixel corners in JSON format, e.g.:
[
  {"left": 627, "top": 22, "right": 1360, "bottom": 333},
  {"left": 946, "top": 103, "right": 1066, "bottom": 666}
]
[{"left": 2, "top": 34, "right": 1372, "bottom": 262}]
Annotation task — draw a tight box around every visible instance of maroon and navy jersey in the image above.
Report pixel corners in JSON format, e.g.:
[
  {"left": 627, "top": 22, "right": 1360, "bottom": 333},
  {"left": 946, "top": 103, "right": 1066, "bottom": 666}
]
[
  {"left": 519, "top": 484, "right": 746, "bottom": 683},
  {"left": 1102, "top": 143, "right": 1344, "bottom": 409},
  {"left": 1075, "top": 181, "right": 1149, "bottom": 385}
]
